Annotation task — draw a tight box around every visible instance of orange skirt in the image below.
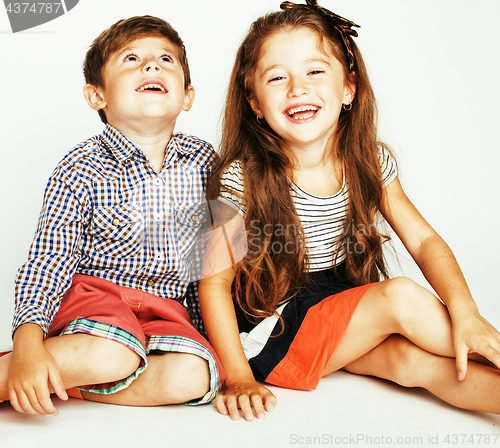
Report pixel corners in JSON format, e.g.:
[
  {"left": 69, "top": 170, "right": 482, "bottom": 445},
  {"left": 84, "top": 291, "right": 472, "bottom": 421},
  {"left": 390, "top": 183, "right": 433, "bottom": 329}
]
[{"left": 238, "top": 267, "right": 374, "bottom": 390}]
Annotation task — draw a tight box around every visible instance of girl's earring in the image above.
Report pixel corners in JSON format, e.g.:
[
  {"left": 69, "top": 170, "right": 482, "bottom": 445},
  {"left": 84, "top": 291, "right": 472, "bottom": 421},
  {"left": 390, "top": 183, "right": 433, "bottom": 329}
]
[
  {"left": 342, "top": 103, "right": 353, "bottom": 111},
  {"left": 256, "top": 115, "right": 266, "bottom": 124}
]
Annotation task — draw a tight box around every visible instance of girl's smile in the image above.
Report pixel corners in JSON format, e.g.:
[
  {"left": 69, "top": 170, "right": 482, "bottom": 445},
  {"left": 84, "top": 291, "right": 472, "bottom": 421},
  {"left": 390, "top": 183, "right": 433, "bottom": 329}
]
[
  {"left": 284, "top": 104, "right": 320, "bottom": 122},
  {"left": 248, "top": 27, "right": 355, "bottom": 153}
]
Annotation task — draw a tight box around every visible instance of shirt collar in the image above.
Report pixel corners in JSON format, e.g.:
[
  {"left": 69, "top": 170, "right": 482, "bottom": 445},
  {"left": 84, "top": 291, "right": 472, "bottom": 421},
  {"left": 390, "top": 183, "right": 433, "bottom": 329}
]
[
  {"left": 101, "top": 124, "right": 196, "bottom": 167},
  {"left": 163, "top": 133, "right": 197, "bottom": 168},
  {"left": 101, "top": 124, "right": 140, "bottom": 165}
]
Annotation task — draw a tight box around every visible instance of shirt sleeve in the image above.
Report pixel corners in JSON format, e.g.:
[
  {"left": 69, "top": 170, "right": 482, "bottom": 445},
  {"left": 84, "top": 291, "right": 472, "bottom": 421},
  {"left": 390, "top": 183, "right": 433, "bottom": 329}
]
[
  {"left": 219, "top": 160, "right": 246, "bottom": 214},
  {"left": 13, "top": 168, "right": 88, "bottom": 337},
  {"left": 378, "top": 146, "right": 398, "bottom": 188}
]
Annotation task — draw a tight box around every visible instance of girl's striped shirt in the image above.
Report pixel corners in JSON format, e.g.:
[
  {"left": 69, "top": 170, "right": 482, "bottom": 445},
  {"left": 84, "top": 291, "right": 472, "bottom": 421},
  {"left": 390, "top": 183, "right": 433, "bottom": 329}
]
[{"left": 218, "top": 147, "right": 397, "bottom": 272}]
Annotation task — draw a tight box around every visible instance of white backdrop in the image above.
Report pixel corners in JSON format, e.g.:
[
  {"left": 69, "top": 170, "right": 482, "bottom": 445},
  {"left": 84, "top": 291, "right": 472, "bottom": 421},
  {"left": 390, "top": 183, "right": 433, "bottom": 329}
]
[{"left": 0, "top": 0, "right": 499, "bottom": 345}]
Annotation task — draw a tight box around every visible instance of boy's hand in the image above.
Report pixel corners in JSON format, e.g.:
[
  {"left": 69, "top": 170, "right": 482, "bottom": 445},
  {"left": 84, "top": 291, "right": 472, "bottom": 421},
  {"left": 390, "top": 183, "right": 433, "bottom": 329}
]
[
  {"left": 215, "top": 379, "right": 277, "bottom": 422},
  {"left": 8, "top": 324, "right": 68, "bottom": 415}
]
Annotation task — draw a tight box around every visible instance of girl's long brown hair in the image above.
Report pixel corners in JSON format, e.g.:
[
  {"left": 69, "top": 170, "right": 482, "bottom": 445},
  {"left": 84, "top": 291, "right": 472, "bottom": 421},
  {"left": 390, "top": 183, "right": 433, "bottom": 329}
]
[{"left": 208, "top": 6, "right": 392, "bottom": 324}]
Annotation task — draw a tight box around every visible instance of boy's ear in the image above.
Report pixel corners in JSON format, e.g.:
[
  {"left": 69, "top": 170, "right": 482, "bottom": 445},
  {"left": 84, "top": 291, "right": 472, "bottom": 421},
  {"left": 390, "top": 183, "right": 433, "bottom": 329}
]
[
  {"left": 83, "top": 83, "right": 106, "bottom": 111},
  {"left": 247, "top": 96, "right": 263, "bottom": 120},
  {"left": 182, "top": 85, "right": 195, "bottom": 111}
]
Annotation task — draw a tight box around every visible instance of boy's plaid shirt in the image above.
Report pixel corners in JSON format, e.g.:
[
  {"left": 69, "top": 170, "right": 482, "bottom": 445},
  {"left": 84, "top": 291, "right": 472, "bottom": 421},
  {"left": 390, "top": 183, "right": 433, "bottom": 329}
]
[{"left": 13, "top": 125, "right": 214, "bottom": 338}]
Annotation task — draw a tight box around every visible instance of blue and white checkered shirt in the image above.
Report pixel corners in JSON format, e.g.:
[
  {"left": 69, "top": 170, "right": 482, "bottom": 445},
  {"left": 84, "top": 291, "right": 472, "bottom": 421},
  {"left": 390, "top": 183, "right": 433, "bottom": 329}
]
[{"left": 14, "top": 125, "right": 213, "bottom": 337}]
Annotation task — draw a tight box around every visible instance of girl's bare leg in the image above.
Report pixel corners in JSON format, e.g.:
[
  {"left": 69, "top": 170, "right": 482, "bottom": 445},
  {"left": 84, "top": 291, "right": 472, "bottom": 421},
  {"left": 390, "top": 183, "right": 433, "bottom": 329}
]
[
  {"left": 343, "top": 335, "right": 500, "bottom": 414},
  {"left": 324, "top": 277, "right": 458, "bottom": 375},
  {"left": 320, "top": 277, "right": 500, "bottom": 413},
  {"left": 81, "top": 352, "right": 210, "bottom": 405}
]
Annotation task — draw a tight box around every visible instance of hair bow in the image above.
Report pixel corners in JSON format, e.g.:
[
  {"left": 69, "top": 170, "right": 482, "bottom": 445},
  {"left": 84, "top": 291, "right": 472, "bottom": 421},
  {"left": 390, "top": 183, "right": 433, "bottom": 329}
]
[{"left": 280, "top": 0, "right": 360, "bottom": 70}]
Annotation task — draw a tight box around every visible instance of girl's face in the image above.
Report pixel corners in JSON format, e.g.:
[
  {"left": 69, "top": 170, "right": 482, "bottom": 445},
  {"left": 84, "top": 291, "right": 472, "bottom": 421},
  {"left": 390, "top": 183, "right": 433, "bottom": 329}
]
[{"left": 248, "top": 27, "right": 355, "bottom": 153}]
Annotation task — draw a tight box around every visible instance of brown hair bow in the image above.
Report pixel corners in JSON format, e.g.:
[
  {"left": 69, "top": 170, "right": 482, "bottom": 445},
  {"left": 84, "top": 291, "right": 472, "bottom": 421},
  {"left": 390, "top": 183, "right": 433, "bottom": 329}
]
[{"left": 280, "top": 0, "right": 360, "bottom": 70}]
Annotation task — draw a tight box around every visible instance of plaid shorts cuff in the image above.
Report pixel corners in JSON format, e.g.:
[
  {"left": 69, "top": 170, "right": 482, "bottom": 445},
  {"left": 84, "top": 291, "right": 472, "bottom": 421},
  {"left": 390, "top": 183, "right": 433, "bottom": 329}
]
[
  {"left": 147, "top": 335, "right": 221, "bottom": 405},
  {"left": 61, "top": 319, "right": 148, "bottom": 394}
]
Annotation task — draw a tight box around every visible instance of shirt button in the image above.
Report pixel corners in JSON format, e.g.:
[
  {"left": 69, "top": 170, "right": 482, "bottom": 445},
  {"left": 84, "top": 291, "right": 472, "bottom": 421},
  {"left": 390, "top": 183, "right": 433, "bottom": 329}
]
[
  {"left": 112, "top": 218, "right": 120, "bottom": 226},
  {"left": 154, "top": 178, "right": 162, "bottom": 186},
  {"left": 147, "top": 279, "right": 155, "bottom": 286},
  {"left": 191, "top": 215, "right": 199, "bottom": 223}
]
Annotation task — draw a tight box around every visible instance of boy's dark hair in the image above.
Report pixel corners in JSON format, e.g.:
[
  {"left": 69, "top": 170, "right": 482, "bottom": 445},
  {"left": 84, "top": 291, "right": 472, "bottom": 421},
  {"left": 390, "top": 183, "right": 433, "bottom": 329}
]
[{"left": 83, "top": 15, "right": 191, "bottom": 124}]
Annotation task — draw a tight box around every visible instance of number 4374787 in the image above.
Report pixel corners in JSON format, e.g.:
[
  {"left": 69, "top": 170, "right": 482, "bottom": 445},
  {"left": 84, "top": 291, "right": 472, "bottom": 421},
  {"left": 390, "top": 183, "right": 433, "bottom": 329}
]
[
  {"left": 443, "top": 433, "right": 499, "bottom": 444},
  {"left": 5, "top": 3, "right": 62, "bottom": 14}
]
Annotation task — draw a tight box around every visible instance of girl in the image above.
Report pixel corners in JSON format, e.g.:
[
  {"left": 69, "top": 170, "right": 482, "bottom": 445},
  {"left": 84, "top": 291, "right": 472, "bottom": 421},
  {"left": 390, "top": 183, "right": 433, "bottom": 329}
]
[{"left": 198, "top": 1, "right": 500, "bottom": 421}]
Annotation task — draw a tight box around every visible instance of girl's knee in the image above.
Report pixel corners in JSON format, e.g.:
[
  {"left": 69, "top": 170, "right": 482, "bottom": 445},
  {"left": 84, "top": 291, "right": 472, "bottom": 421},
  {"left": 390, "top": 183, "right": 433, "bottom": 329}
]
[
  {"left": 380, "top": 276, "right": 420, "bottom": 301},
  {"left": 384, "top": 335, "right": 429, "bottom": 388},
  {"left": 378, "top": 277, "right": 443, "bottom": 331},
  {"left": 344, "top": 335, "right": 430, "bottom": 388}
]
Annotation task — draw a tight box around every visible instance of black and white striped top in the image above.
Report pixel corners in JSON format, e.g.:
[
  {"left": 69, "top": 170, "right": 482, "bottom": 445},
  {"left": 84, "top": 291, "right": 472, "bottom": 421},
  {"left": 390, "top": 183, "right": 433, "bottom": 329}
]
[{"left": 219, "top": 147, "right": 397, "bottom": 272}]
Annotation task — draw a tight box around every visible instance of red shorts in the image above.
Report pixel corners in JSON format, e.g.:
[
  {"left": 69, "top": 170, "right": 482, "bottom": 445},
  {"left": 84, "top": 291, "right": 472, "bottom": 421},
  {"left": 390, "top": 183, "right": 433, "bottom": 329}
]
[{"left": 47, "top": 274, "right": 225, "bottom": 404}]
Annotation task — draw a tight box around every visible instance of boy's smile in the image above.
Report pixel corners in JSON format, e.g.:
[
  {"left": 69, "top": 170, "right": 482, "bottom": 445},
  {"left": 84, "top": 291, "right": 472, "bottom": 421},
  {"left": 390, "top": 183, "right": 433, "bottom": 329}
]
[
  {"left": 136, "top": 79, "right": 167, "bottom": 93},
  {"left": 86, "top": 36, "right": 194, "bottom": 136},
  {"left": 248, "top": 28, "right": 355, "bottom": 154}
]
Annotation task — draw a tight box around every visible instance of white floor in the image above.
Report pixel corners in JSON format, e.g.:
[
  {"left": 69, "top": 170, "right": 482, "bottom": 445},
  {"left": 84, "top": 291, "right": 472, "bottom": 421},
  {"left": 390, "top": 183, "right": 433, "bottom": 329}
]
[{"left": 1, "top": 370, "right": 499, "bottom": 448}]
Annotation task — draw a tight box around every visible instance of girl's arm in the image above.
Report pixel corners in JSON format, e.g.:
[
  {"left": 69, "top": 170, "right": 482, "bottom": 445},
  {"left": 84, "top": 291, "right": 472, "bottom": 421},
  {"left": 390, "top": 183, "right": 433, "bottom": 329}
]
[
  {"left": 198, "top": 266, "right": 277, "bottom": 421},
  {"left": 381, "top": 178, "right": 500, "bottom": 379}
]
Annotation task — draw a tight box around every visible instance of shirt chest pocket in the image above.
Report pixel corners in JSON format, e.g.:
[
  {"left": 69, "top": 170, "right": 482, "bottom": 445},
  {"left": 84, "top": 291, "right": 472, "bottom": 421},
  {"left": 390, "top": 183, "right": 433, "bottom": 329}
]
[
  {"left": 174, "top": 202, "right": 209, "bottom": 258},
  {"left": 92, "top": 204, "right": 145, "bottom": 258}
]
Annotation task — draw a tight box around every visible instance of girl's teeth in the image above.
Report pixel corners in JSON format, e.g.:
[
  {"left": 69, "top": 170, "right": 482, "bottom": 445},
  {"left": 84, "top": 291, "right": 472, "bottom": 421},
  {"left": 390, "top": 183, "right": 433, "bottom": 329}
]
[
  {"left": 287, "top": 105, "right": 318, "bottom": 118},
  {"left": 287, "top": 105, "right": 318, "bottom": 120},
  {"left": 291, "top": 112, "right": 315, "bottom": 120}
]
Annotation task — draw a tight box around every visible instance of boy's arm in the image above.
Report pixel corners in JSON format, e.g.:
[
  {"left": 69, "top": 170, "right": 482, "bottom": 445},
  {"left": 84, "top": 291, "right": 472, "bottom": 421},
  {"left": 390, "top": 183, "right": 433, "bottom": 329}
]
[
  {"left": 13, "top": 172, "right": 87, "bottom": 336},
  {"left": 9, "top": 324, "right": 67, "bottom": 415},
  {"left": 11, "top": 170, "right": 87, "bottom": 414}
]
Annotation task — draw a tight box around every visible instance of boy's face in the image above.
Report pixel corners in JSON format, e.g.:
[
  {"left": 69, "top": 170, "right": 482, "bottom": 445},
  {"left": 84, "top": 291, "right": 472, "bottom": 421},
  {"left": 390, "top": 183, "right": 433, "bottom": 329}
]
[{"left": 89, "top": 36, "right": 194, "bottom": 134}]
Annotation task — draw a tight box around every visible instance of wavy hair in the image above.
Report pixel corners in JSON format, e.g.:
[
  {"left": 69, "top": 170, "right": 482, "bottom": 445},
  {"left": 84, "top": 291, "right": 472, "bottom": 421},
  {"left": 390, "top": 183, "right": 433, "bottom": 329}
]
[{"left": 208, "top": 6, "right": 392, "bottom": 324}]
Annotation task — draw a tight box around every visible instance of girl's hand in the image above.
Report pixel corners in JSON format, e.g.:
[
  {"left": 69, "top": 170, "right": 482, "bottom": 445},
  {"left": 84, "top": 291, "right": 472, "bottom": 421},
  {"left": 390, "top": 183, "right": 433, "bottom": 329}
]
[
  {"left": 451, "top": 306, "right": 500, "bottom": 381},
  {"left": 215, "top": 379, "right": 277, "bottom": 421},
  {"left": 8, "top": 343, "right": 67, "bottom": 415}
]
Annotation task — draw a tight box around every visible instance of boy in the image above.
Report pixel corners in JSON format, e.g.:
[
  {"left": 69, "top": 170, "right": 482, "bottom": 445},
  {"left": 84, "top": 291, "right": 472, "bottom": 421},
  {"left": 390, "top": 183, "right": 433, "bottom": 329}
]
[{"left": 0, "top": 15, "right": 225, "bottom": 415}]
